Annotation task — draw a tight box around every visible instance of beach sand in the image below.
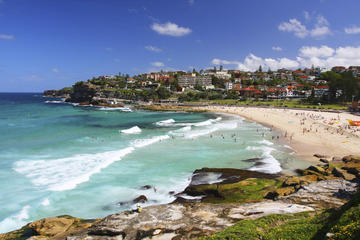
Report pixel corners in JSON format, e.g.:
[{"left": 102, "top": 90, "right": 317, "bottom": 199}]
[{"left": 197, "top": 106, "right": 360, "bottom": 162}]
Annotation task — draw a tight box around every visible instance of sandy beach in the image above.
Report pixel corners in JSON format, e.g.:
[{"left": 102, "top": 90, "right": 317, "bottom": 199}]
[{"left": 197, "top": 106, "right": 360, "bottom": 162}]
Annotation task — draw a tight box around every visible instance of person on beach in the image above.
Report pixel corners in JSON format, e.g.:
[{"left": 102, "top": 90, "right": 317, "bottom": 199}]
[
  {"left": 137, "top": 205, "right": 142, "bottom": 213},
  {"left": 154, "top": 187, "right": 157, "bottom": 192}
]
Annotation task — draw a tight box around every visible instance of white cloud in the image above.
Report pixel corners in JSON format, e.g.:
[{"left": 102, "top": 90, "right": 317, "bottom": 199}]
[
  {"left": 212, "top": 55, "right": 299, "bottom": 72},
  {"left": 145, "top": 45, "right": 162, "bottom": 52},
  {"left": 188, "top": 0, "right": 195, "bottom": 5},
  {"left": 0, "top": 34, "right": 14, "bottom": 40},
  {"left": 105, "top": 47, "right": 113, "bottom": 51},
  {"left": 304, "top": 11, "right": 311, "bottom": 21},
  {"left": 299, "top": 45, "right": 334, "bottom": 58},
  {"left": 51, "top": 68, "right": 60, "bottom": 73},
  {"left": 212, "top": 44, "right": 360, "bottom": 72},
  {"left": 272, "top": 46, "right": 282, "bottom": 51},
  {"left": 279, "top": 15, "right": 331, "bottom": 38},
  {"left": 278, "top": 18, "right": 308, "bottom": 38},
  {"left": 113, "top": 58, "right": 121, "bottom": 62},
  {"left": 151, "top": 61, "right": 165, "bottom": 67},
  {"left": 151, "top": 22, "right": 191, "bottom": 37},
  {"left": 345, "top": 25, "right": 360, "bottom": 34}
]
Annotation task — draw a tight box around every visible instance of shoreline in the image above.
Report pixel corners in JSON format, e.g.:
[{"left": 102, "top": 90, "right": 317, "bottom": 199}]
[{"left": 190, "top": 105, "right": 360, "bottom": 163}]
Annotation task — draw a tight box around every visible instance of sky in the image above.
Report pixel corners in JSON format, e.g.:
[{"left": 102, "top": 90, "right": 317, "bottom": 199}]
[{"left": 0, "top": 0, "right": 360, "bottom": 92}]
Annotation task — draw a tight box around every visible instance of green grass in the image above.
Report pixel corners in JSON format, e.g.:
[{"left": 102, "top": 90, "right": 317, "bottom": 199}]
[
  {"left": 200, "top": 189, "right": 360, "bottom": 240},
  {"left": 185, "top": 99, "right": 348, "bottom": 110},
  {"left": 187, "top": 178, "right": 282, "bottom": 204}
]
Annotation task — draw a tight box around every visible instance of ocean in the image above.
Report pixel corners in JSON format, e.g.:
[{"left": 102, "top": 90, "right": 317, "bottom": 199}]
[{"left": 0, "top": 93, "right": 310, "bottom": 233}]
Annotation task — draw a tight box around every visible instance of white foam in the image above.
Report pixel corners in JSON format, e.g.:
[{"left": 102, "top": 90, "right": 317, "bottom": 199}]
[
  {"left": 155, "top": 119, "right": 175, "bottom": 126},
  {"left": 98, "top": 107, "right": 132, "bottom": 112},
  {"left": 121, "top": 126, "right": 142, "bottom": 134},
  {"left": 183, "top": 121, "right": 238, "bottom": 139},
  {"left": 41, "top": 198, "right": 50, "bottom": 206},
  {"left": 258, "top": 139, "right": 274, "bottom": 146},
  {"left": 169, "top": 126, "right": 192, "bottom": 135},
  {"left": 13, "top": 147, "right": 135, "bottom": 191},
  {"left": 246, "top": 146, "right": 282, "bottom": 174},
  {"left": 45, "top": 100, "right": 64, "bottom": 104},
  {"left": 131, "top": 135, "right": 170, "bottom": 148},
  {"left": 0, "top": 205, "right": 30, "bottom": 233}
]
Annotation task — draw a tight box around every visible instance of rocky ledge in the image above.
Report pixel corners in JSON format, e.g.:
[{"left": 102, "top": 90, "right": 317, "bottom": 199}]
[{"left": 1, "top": 155, "right": 359, "bottom": 240}]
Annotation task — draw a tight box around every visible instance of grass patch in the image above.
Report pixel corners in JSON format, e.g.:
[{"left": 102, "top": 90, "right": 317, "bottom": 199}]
[{"left": 200, "top": 189, "right": 360, "bottom": 240}]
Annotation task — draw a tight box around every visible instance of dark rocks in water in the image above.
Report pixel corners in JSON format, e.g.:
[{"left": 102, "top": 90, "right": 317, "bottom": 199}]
[
  {"left": 172, "top": 196, "right": 202, "bottom": 204},
  {"left": 320, "top": 158, "right": 329, "bottom": 163},
  {"left": 133, "top": 195, "right": 148, "bottom": 204},
  {"left": 169, "top": 191, "right": 175, "bottom": 195},
  {"left": 192, "top": 167, "right": 279, "bottom": 185},
  {"left": 314, "top": 154, "right": 329, "bottom": 159},
  {"left": 118, "top": 195, "right": 148, "bottom": 206},
  {"left": 140, "top": 185, "right": 152, "bottom": 190}
]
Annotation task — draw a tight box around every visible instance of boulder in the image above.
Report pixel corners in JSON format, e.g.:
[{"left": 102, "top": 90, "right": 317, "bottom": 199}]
[
  {"left": 342, "top": 162, "right": 360, "bottom": 177},
  {"left": 320, "top": 159, "right": 329, "bottom": 164},
  {"left": 265, "top": 187, "right": 295, "bottom": 199},
  {"left": 306, "top": 165, "right": 326, "bottom": 175},
  {"left": 28, "top": 216, "right": 75, "bottom": 236},
  {"left": 282, "top": 176, "right": 300, "bottom": 187},
  {"left": 299, "top": 175, "right": 318, "bottom": 185},
  {"left": 332, "top": 167, "right": 357, "bottom": 181},
  {"left": 342, "top": 155, "right": 360, "bottom": 163},
  {"left": 140, "top": 185, "right": 152, "bottom": 190},
  {"left": 314, "top": 154, "right": 329, "bottom": 159},
  {"left": 133, "top": 195, "right": 148, "bottom": 204}
]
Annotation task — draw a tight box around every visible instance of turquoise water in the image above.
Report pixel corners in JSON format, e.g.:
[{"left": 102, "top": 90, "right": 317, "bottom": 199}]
[{"left": 0, "top": 93, "right": 309, "bottom": 233}]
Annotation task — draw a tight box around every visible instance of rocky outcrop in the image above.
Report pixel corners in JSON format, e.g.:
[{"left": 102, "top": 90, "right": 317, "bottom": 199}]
[
  {"left": 2, "top": 155, "right": 360, "bottom": 240},
  {"left": 66, "top": 202, "right": 314, "bottom": 240},
  {"left": 68, "top": 82, "right": 99, "bottom": 103},
  {"left": 43, "top": 88, "right": 72, "bottom": 98},
  {"left": 0, "top": 216, "right": 100, "bottom": 240}
]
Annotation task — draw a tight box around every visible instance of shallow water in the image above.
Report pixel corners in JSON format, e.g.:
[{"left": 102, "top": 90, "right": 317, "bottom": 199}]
[{"left": 0, "top": 93, "right": 310, "bottom": 233}]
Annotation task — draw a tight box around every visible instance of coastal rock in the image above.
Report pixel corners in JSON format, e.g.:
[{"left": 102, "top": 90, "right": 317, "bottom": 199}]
[
  {"left": 282, "top": 176, "right": 300, "bottom": 187},
  {"left": 332, "top": 167, "right": 357, "bottom": 181},
  {"left": 133, "top": 195, "right": 148, "bottom": 204},
  {"left": 306, "top": 165, "right": 327, "bottom": 175},
  {"left": 265, "top": 187, "right": 295, "bottom": 199},
  {"left": 342, "top": 155, "right": 360, "bottom": 163},
  {"left": 279, "top": 180, "right": 358, "bottom": 209},
  {"left": 314, "top": 154, "right": 329, "bottom": 159},
  {"left": 67, "top": 202, "right": 314, "bottom": 240},
  {"left": 70, "top": 82, "right": 99, "bottom": 103},
  {"left": 320, "top": 159, "right": 329, "bottom": 164},
  {"left": 28, "top": 217, "right": 75, "bottom": 236},
  {"left": 140, "top": 185, "right": 152, "bottom": 190}
]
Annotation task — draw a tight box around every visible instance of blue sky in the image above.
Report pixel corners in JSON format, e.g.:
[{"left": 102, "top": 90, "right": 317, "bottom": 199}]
[{"left": 0, "top": 0, "right": 360, "bottom": 92}]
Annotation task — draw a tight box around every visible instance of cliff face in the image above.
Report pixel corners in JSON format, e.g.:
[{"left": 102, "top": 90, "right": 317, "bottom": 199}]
[{"left": 69, "top": 82, "right": 99, "bottom": 103}]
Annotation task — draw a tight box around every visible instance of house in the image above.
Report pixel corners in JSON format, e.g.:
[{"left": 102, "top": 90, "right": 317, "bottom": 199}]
[
  {"left": 214, "top": 70, "right": 231, "bottom": 79},
  {"left": 178, "top": 75, "right": 212, "bottom": 88},
  {"left": 225, "top": 82, "right": 233, "bottom": 91},
  {"left": 331, "top": 66, "right": 346, "bottom": 73}
]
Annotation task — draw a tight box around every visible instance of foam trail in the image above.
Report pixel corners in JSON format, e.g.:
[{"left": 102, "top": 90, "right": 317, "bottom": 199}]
[
  {"left": 121, "top": 126, "right": 142, "bottom": 134},
  {"left": 131, "top": 135, "right": 170, "bottom": 148},
  {"left": 98, "top": 107, "right": 132, "bottom": 112},
  {"left": 13, "top": 147, "right": 135, "bottom": 191},
  {"left": 183, "top": 121, "right": 238, "bottom": 139},
  {"left": 246, "top": 146, "right": 282, "bottom": 174},
  {"left": 0, "top": 205, "right": 30, "bottom": 233},
  {"left": 41, "top": 198, "right": 50, "bottom": 206},
  {"left": 155, "top": 119, "right": 175, "bottom": 126},
  {"left": 258, "top": 139, "right": 274, "bottom": 146}
]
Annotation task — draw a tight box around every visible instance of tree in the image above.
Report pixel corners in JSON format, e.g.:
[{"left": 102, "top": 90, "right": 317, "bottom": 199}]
[
  {"left": 214, "top": 66, "right": 217, "bottom": 72},
  {"left": 156, "top": 86, "right": 171, "bottom": 99},
  {"left": 258, "top": 65, "right": 262, "bottom": 73},
  {"left": 220, "top": 65, "right": 223, "bottom": 71}
]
